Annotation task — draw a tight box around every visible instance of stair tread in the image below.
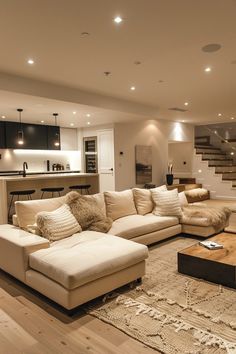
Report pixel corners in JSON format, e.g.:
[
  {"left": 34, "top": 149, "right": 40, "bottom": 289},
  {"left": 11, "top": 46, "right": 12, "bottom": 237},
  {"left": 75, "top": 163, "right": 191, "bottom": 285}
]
[
  {"left": 195, "top": 145, "right": 220, "bottom": 150},
  {"left": 215, "top": 171, "right": 236, "bottom": 174},
  {"left": 210, "top": 164, "right": 236, "bottom": 167},
  {"left": 197, "top": 152, "right": 226, "bottom": 155},
  {"left": 203, "top": 158, "right": 233, "bottom": 160}
]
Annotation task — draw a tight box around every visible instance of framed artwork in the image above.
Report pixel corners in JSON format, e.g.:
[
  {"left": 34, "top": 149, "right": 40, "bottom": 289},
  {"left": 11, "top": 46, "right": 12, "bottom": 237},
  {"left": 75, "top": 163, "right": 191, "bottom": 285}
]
[{"left": 135, "top": 145, "right": 152, "bottom": 184}]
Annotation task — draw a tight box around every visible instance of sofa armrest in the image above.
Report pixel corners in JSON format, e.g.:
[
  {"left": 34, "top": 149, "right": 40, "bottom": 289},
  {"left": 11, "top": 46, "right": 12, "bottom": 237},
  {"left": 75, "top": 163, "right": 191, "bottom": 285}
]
[{"left": 0, "top": 224, "right": 49, "bottom": 282}]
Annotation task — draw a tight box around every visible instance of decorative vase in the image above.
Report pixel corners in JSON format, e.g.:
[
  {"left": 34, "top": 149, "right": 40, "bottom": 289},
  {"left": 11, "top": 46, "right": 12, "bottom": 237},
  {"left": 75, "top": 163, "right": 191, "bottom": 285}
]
[{"left": 166, "top": 174, "right": 174, "bottom": 186}]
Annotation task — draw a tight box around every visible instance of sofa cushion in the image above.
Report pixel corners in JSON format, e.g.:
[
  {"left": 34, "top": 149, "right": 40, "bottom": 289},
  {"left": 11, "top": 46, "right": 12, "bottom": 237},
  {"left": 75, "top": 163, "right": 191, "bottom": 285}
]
[
  {"left": 29, "top": 231, "right": 148, "bottom": 290},
  {"left": 83, "top": 193, "right": 106, "bottom": 216},
  {"left": 108, "top": 214, "right": 179, "bottom": 239},
  {"left": 104, "top": 190, "right": 137, "bottom": 220},
  {"left": 36, "top": 204, "right": 82, "bottom": 241},
  {"left": 15, "top": 196, "right": 66, "bottom": 229},
  {"left": 152, "top": 189, "right": 183, "bottom": 217},
  {"left": 132, "top": 188, "right": 154, "bottom": 215}
]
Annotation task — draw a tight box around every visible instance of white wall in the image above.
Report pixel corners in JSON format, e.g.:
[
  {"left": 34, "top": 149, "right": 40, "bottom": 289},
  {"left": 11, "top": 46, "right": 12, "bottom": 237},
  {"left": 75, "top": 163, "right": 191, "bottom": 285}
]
[
  {"left": 114, "top": 120, "right": 194, "bottom": 190},
  {"left": 168, "top": 142, "right": 193, "bottom": 177}
]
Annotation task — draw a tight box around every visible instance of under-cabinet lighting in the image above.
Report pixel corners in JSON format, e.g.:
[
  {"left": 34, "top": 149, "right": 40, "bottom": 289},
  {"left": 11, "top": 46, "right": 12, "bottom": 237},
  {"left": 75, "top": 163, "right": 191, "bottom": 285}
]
[{"left": 13, "top": 149, "right": 80, "bottom": 155}]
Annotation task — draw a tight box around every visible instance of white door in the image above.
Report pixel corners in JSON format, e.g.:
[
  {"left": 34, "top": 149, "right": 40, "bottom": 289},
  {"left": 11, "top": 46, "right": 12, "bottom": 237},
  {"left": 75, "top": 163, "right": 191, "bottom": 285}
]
[{"left": 98, "top": 129, "right": 115, "bottom": 192}]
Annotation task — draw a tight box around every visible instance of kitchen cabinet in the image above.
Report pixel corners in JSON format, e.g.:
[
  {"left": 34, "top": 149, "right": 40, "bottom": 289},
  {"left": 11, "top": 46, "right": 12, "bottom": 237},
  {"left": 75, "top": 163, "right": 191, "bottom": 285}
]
[
  {"left": 0, "top": 121, "right": 5, "bottom": 148},
  {"left": 4, "top": 121, "right": 61, "bottom": 150},
  {"left": 5, "top": 122, "right": 48, "bottom": 149},
  {"left": 47, "top": 126, "right": 60, "bottom": 150}
]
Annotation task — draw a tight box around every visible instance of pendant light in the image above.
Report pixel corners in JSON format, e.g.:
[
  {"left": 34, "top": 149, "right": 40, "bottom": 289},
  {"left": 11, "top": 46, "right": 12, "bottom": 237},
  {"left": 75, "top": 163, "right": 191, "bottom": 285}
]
[
  {"left": 53, "top": 113, "right": 60, "bottom": 147},
  {"left": 17, "top": 108, "right": 24, "bottom": 145}
]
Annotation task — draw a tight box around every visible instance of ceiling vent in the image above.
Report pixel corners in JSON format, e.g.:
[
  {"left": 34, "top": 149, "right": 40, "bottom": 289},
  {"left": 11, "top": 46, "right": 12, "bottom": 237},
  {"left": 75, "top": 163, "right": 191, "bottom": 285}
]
[{"left": 168, "top": 107, "right": 188, "bottom": 112}]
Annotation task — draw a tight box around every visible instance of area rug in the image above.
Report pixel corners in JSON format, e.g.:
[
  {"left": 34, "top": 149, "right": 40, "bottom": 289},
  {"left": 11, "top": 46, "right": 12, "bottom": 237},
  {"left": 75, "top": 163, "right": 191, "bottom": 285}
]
[{"left": 86, "top": 236, "right": 236, "bottom": 354}]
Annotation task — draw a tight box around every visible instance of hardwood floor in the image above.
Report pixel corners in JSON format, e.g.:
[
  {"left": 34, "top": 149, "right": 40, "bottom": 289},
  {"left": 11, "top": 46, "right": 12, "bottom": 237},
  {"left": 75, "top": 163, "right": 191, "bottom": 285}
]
[{"left": 0, "top": 270, "right": 159, "bottom": 354}]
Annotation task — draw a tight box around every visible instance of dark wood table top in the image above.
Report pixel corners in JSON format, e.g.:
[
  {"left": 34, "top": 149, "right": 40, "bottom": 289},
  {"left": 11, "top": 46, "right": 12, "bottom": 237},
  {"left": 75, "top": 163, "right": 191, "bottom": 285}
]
[{"left": 178, "top": 233, "right": 236, "bottom": 266}]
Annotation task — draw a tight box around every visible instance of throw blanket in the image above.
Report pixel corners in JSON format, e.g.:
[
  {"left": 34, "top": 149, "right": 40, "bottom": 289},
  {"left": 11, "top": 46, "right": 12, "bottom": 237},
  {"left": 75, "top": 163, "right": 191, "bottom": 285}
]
[
  {"left": 182, "top": 204, "right": 231, "bottom": 231},
  {"left": 65, "top": 191, "right": 113, "bottom": 233}
]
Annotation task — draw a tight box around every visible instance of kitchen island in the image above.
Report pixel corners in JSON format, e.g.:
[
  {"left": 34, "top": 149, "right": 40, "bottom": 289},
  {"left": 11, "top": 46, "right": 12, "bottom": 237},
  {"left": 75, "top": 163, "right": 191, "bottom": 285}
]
[{"left": 0, "top": 173, "right": 99, "bottom": 224}]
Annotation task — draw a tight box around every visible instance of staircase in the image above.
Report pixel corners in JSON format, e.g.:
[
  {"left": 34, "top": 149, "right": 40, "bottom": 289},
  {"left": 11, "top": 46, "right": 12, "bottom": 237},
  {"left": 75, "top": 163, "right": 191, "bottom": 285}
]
[{"left": 193, "top": 141, "right": 236, "bottom": 199}]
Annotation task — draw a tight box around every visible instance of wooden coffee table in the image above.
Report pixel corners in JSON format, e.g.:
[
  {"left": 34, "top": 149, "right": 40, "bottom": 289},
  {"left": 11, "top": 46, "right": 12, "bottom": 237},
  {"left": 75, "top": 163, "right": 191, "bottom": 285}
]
[{"left": 178, "top": 233, "right": 236, "bottom": 288}]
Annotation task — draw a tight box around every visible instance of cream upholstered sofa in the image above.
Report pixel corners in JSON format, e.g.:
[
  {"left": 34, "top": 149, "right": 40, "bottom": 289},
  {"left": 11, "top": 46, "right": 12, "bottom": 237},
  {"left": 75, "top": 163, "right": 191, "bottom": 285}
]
[{"left": 0, "top": 187, "right": 233, "bottom": 310}]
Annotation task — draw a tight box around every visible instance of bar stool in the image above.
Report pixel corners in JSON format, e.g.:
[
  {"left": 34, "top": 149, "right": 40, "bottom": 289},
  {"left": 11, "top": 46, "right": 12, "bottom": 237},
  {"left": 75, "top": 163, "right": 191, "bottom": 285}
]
[
  {"left": 8, "top": 189, "right": 35, "bottom": 220},
  {"left": 69, "top": 184, "right": 91, "bottom": 195},
  {"left": 41, "top": 187, "right": 64, "bottom": 199}
]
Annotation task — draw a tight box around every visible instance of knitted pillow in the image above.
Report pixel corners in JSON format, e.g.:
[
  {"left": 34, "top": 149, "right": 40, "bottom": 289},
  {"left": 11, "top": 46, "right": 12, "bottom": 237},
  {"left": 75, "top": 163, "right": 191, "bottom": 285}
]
[
  {"left": 65, "top": 191, "right": 113, "bottom": 233},
  {"left": 36, "top": 204, "right": 81, "bottom": 241},
  {"left": 151, "top": 188, "right": 183, "bottom": 217}
]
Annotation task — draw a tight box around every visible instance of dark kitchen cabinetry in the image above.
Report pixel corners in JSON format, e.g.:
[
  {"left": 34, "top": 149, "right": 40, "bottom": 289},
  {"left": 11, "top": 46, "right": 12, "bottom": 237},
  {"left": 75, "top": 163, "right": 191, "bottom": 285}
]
[
  {"left": 0, "top": 121, "right": 6, "bottom": 148},
  {"left": 4, "top": 121, "right": 61, "bottom": 150},
  {"left": 47, "top": 126, "right": 60, "bottom": 150}
]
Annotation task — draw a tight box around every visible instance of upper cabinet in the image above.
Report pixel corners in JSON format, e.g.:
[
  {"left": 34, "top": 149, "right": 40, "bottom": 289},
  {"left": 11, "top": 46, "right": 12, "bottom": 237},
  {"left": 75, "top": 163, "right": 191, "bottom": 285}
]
[
  {"left": 60, "top": 128, "right": 78, "bottom": 151},
  {"left": 47, "top": 126, "right": 60, "bottom": 150},
  {"left": 0, "top": 121, "right": 6, "bottom": 148},
  {"left": 4, "top": 121, "right": 61, "bottom": 150}
]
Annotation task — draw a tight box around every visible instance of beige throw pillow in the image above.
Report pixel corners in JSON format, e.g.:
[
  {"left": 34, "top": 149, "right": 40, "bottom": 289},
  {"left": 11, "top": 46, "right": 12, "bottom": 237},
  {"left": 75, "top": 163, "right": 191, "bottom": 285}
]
[
  {"left": 152, "top": 189, "right": 183, "bottom": 217},
  {"left": 132, "top": 188, "right": 154, "bottom": 215},
  {"left": 178, "top": 191, "right": 189, "bottom": 207},
  {"left": 36, "top": 204, "right": 81, "bottom": 241},
  {"left": 104, "top": 190, "right": 137, "bottom": 220}
]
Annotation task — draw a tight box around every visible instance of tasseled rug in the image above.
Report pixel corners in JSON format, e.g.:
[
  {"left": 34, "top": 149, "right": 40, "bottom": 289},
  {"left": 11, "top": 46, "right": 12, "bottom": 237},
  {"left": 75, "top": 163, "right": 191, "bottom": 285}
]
[{"left": 86, "top": 236, "right": 236, "bottom": 354}]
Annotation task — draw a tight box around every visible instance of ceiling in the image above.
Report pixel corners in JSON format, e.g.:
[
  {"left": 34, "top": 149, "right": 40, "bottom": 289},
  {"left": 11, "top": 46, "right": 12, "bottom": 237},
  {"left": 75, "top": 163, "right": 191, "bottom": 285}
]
[
  {"left": 0, "top": 90, "right": 141, "bottom": 127},
  {"left": 0, "top": 0, "right": 236, "bottom": 126}
]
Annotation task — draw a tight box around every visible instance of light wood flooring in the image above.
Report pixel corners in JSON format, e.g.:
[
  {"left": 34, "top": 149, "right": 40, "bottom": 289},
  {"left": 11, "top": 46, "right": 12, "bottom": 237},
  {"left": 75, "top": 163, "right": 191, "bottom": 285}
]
[{"left": 0, "top": 270, "right": 159, "bottom": 354}]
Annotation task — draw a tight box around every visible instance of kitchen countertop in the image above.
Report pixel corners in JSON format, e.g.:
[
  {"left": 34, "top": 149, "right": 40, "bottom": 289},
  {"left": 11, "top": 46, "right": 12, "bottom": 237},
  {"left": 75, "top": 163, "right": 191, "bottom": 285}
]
[
  {"left": 0, "top": 172, "right": 98, "bottom": 181},
  {"left": 0, "top": 170, "right": 81, "bottom": 176}
]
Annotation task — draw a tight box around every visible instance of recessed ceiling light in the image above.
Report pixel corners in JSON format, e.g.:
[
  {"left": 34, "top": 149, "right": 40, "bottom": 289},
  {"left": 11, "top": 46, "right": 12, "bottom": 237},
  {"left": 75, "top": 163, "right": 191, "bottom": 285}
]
[
  {"left": 230, "top": 152, "right": 234, "bottom": 156},
  {"left": 114, "top": 16, "right": 123, "bottom": 24},
  {"left": 40, "top": 120, "right": 44, "bottom": 123},
  {"left": 198, "top": 169, "right": 202, "bottom": 173},
  {"left": 184, "top": 102, "right": 189, "bottom": 106},
  {"left": 27, "top": 59, "right": 34, "bottom": 65},
  {"left": 1, "top": 115, "right": 6, "bottom": 119},
  {"left": 73, "top": 111, "right": 76, "bottom": 115},
  {"left": 130, "top": 86, "right": 136, "bottom": 91},
  {"left": 81, "top": 32, "right": 90, "bottom": 37},
  {"left": 205, "top": 67, "right": 211, "bottom": 72},
  {"left": 181, "top": 120, "right": 185, "bottom": 123},
  {"left": 70, "top": 123, "right": 74, "bottom": 126},
  {"left": 231, "top": 117, "right": 235, "bottom": 120},
  {"left": 87, "top": 122, "right": 91, "bottom": 125},
  {"left": 218, "top": 113, "right": 222, "bottom": 117},
  {"left": 86, "top": 113, "right": 91, "bottom": 117}
]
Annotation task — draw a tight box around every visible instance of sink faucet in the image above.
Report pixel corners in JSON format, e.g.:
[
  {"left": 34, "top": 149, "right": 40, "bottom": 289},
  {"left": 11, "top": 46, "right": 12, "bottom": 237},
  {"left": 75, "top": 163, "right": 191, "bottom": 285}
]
[{"left": 22, "top": 162, "right": 28, "bottom": 177}]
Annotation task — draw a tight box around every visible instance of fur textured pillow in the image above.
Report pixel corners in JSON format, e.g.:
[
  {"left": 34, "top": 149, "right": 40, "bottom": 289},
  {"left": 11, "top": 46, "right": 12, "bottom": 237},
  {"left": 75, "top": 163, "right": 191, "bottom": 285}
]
[
  {"left": 65, "top": 191, "right": 113, "bottom": 233},
  {"left": 185, "top": 188, "right": 210, "bottom": 203}
]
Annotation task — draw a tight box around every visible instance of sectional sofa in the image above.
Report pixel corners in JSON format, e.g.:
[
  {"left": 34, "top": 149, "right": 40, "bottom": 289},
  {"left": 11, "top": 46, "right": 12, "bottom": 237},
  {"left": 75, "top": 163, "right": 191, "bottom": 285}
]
[{"left": 0, "top": 187, "right": 234, "bottom": 310}]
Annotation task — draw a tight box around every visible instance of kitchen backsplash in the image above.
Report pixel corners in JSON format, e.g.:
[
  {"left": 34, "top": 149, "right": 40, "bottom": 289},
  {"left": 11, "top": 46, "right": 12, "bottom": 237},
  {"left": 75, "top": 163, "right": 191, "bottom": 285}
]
[{"left": 0, "top": 149, "right": 81, "bottom": 172}]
